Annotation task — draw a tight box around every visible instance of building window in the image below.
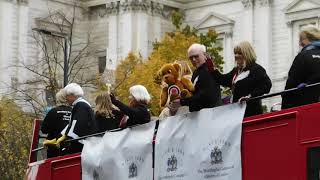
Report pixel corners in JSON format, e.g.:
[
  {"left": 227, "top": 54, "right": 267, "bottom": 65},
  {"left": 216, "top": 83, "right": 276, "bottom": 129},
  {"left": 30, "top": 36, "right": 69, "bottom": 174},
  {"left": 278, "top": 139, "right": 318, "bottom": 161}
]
[{"left": 98, "top": 56, "right": 106, "bottom": 74}]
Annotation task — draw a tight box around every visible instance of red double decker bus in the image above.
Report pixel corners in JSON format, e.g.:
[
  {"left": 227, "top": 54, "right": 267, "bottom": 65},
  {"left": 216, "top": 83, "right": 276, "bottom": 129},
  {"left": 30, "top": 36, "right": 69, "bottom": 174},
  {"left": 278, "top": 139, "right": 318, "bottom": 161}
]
[{"left": 26, "top": 89, "right": 320, "bottom": 180}]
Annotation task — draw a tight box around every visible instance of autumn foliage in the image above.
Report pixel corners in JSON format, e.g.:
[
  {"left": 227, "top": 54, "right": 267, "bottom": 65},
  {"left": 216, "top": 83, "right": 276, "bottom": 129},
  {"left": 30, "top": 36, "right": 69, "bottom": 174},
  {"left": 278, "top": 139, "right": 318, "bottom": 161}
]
[
  {"left": 114, "top": 12, "right": 223, "bottom": 115},
  {"left": 0, "top": 98, "right": 34, "bottom": 179}
]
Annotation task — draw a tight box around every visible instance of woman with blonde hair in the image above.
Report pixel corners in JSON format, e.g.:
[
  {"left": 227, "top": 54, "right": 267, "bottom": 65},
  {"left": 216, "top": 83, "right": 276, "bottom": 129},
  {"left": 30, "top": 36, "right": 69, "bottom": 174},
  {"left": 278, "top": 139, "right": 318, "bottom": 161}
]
[
  {"left": 282, "top": 26, "right": 320, "bottom": 109},
  {"left": 213, "top": 41, "right": 272, "bottom": 117},
  {"left": 95, "top": 92, "right": 120, "bottom": 132}
]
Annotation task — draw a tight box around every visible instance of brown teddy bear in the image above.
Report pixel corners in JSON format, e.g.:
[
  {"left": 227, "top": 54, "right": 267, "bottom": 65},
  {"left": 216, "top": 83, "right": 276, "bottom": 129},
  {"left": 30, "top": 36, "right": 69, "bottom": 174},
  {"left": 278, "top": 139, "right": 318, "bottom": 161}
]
[{"left": 158, "top": 63, "right": 194, "bottom": 107}]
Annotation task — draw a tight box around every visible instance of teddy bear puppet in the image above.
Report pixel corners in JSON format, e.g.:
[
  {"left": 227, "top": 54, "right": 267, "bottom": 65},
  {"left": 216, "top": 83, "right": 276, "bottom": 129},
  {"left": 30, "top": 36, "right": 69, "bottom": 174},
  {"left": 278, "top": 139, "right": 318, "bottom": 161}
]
[{"left": 158, "top": 63, "right": 194, "bottom": 107}]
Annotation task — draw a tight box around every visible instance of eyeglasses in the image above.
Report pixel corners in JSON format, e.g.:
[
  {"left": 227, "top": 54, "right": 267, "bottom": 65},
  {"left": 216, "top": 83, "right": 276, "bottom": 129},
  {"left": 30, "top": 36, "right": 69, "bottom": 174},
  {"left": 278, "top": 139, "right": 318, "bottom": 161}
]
[{"left": 189, "top": 54, "right": 199, "bottom": 61}]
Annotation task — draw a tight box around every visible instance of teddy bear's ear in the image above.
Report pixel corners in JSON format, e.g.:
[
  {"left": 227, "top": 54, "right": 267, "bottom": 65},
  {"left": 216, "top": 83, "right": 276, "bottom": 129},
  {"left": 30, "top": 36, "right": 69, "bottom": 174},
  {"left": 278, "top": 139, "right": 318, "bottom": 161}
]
[
  {"left": 173, "top": 63, "right": 182, "bottom": 80},
  {"left": 173, "top": 63, "right": 181, "bottom": 73}
]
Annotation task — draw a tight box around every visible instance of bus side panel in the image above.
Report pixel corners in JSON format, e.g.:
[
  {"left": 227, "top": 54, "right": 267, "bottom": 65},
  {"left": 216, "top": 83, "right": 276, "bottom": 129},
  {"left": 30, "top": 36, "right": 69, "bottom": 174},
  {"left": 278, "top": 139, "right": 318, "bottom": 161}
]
[
  {"left": 51, "top": 155, "right": 81, "bottom": 180},
  {"left": 242, "top": 112, "right": 300, "bottom": 180}
]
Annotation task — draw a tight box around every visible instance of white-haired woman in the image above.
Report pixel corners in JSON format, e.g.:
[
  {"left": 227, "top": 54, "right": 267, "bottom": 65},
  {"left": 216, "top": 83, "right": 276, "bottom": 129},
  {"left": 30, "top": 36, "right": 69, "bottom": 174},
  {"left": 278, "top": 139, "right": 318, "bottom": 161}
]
[
  {"left": 110, "top": 85, "right": 151, "bottom": 128},
  {"left": 212, "top": 41, "right": 272, "bottom": 117},
  {"left": 42, "top": 89, "right": 72, "bottom": 158},
  {"left": 282, "top": 26, "right": 320, "bottom": 109},
  {"left": 54, "top": 83, "right": 97, "bottom": 154}
]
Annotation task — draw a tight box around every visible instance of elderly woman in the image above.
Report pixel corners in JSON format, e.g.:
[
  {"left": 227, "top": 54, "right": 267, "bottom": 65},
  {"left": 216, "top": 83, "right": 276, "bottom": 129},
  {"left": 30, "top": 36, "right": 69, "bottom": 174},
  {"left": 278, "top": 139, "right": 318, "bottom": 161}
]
[
  {"left": 53, "top": 83, "right": 97, "bottom": 154},
  {"left": 42, "top": 89, "right": 71, "bottom": 158},
  {"left": 110, "top": 85, "right": 151, "bottom": 128},
  {"left": 213, "top": 41, "right": 272, "bottom": 117},
  {"left": 282, "top": 26, "right": 320, "bottom": 109}
]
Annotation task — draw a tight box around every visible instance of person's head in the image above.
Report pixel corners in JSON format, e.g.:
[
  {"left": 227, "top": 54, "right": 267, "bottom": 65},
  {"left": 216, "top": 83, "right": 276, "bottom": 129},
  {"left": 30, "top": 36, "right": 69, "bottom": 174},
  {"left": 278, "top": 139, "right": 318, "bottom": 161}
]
[
  {"left": 63, "top": 83, "right": 84, "bottom": 105},
  {"left": 55, "top": 89, "right": 68, "bottom": 106},
  {"left": 188, "top": 43, "right": 207, "bottom": 68},
  {"left": 299, "top": 26, "right": 320, "bottom": 48},
  {"left": 128, "top": 85, "right": 151, "bottom": 107},
  {"left": 174, "top": 60, "right": 192, "bottom": 78},
  {"left": 95, "top": 92, "right": 113, "bottom": 117},
  {"left": 233, "top": 41, "right": 257, "bottom": 68}
]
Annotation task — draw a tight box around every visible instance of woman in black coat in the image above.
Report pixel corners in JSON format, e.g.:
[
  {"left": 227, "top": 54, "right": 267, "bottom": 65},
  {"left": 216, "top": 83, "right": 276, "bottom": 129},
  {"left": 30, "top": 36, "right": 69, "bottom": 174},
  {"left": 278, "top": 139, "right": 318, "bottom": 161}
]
[
  {"left": 41, "top": 89, "right": 71, "bottom": 158},
  {"left": 94, "top": 92, "right": 120, "bottom": 132},
  {"left": 213, "top": 41, "right": 272, "bottom": 117},
  {"left": 110, "top": 85, "right": 151, "bottom": 128},
  {"left": 282, "top": 26, "right": 320, "bottom": 109}
]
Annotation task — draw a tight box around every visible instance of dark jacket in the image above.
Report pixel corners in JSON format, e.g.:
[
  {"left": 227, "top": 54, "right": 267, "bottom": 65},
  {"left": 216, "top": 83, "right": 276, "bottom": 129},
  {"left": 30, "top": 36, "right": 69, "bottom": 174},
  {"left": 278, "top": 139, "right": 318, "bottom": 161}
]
[
  {"left": 41, "top": 105, "right": 71, "bottom": 158},
  {"left": 213, "top": 62, "right": 272, "bottom": 117},
  {"left": 282, "top": 41, "right": 320, "bottom": 109},
  {"left": 65, "top": 100, "right": 98, "bottom": 154},
  {"left": 180, "top": 63, "right": 221, "bottom": 112},
  {"left": 95, "top": 111, "right": 120, "bottom": 133},
  {"left": 112, "top": 99, "right": 150, "bottom": 127}
]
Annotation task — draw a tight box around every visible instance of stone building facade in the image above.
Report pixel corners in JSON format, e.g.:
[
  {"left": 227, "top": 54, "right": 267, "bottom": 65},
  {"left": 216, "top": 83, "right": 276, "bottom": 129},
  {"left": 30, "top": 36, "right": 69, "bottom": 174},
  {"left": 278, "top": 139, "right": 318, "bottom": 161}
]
[{"left": 1, "top": 0, "right": 320, "bottom": 110}]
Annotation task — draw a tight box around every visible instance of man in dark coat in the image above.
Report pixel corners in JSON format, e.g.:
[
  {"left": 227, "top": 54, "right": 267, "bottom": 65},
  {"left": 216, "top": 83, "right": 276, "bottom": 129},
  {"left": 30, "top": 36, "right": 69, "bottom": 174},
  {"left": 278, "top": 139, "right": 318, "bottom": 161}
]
[
  {"left": 56, "top": 83, "right": 98, "bottom": 154},
  {"left": 282, "top": 26, "right": 320, "bottom": 109},
  {"left": 174, "top": 43, "right": 221, "bottom": 112}
]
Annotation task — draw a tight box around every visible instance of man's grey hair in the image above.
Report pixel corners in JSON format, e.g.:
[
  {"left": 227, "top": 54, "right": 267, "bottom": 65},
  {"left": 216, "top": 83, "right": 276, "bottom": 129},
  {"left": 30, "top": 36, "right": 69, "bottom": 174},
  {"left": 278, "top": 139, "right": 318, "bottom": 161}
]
[
  {"left": 188, "top": 43, "right": 206, "bottom": 54},
  {"left": 63, "top": 83, "right": 84, "bottom": 97},
  {"left": 129, "top": 85, "right": 151, "bottom": 104}
]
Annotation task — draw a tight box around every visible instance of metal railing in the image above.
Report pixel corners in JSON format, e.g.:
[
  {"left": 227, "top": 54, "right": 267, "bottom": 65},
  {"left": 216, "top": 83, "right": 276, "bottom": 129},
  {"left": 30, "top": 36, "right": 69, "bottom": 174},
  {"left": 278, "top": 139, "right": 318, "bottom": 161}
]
[{"left": 31, "top": 82, "right": 320, "bottom": 153}]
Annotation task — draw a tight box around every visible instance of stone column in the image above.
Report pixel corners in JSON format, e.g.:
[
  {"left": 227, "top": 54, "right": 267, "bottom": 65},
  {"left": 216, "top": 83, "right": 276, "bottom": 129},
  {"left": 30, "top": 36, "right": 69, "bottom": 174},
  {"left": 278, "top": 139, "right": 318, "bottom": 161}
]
[
  {"left": 254, "top": 0, "right": 272, "bottom": 75},
  {"left": 17, "top": 2, "right": 29, "bottom": 80},
  {"left": 0, "top": 1, "right": 13, "bottom": 91},
  {"left": 241, "top": 0, "right": 253, "bottom": 42},
  {"left": 224, "top": 32, "right": 234, "bottom": 72},
  {"left": 106, "top": 1, "right": 119, "bottom": 70},
  {"left": 135, "top": 0, "right": 150, "bottom": 59}
]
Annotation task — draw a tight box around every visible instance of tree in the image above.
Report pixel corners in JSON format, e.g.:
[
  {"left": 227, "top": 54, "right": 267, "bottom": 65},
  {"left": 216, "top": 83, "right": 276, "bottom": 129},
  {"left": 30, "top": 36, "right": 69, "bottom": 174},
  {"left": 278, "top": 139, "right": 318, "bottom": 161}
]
[
  {"left": 9, "top": 3, "right": 99, "bottom": 115},
  {"left": 115, "top": 11, "right": 224, "bottom": 115},
  {"left": 0, "top": 98, "right": 34, "bottom": 180}
]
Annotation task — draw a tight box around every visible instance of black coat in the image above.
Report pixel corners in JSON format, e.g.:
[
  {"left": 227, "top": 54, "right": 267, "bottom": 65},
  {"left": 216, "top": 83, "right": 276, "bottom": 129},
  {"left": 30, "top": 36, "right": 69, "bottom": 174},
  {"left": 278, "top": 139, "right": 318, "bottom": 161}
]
[
  {"left": 41, "top": 105, "right": 72, "bottom": 140},
  {"left": 65, "top": 100, "right": 98, "bottom": 154},
  {"left": 41, "top": 105, "right": 71, "bottom": 158},
  {"left": 282, "top": 43, "right": 320, "bottom": 109},
  {"left": 180, "top": 63, "right": 221, "bottom": 112},
  {"left": 112, "top": 99, "right": 150, "bottom": 127},
  {"left": 213, "top": 62, "right": 272, "bottom": 117},
  {"left": 95, "top": 111, "right": 120, "bottom": 133}
]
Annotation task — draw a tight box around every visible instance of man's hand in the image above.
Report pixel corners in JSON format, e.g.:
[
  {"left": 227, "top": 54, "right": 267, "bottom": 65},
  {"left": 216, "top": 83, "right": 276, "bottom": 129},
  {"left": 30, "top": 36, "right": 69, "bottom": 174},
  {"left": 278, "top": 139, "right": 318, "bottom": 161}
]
[{"left": 168, "top": 99, "right": 181, "bottom": 115}]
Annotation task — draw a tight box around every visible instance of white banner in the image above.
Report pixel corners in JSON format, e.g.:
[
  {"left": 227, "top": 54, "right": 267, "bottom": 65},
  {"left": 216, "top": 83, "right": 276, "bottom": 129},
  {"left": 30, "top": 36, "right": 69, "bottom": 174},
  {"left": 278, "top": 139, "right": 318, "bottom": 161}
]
[
  {"left": 154, "top": 103, "right": 246, "bottom": 180},
  {"left": 82, "top": 121, "right": 155, "bottom": 180}
]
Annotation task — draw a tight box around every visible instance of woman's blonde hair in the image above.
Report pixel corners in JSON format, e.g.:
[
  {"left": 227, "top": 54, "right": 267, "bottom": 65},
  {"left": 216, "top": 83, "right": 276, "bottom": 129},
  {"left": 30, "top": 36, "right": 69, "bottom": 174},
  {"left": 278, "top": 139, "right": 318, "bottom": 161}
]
[
  {"left": 95, "top": 92, "right": 113, "bottom": 118},
  {"left": 300, "top": 26, "right": 320, "bottom": 42},
  {"left": 234, "top": 41, "right": 257, "bottom": 65},
  {"left": 56, "top": 89, "right": 68, "bottom": 106},
  {"left": 174, "top": 60, "right": 192, "bottom": 78}
]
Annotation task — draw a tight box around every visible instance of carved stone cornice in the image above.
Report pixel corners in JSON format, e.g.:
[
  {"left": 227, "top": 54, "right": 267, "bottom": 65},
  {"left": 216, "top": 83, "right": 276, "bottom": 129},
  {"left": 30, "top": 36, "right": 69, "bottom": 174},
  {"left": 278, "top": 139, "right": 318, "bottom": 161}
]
[
  {"left": 257, "top": 0, "right": 272, "bottom": 7},
  {"left": 151, "top": 2, "right": 163, "bottom": 16},
  {"left": 5, "top": 0, "right": 28, "bottom": 5},
  {"left": 120, "top": 0, "right": 151, "bottom": 13},
  {"left": 241, "top": 0, "right": 253, "bottom": 9},
  {"left": 106, "top": 1, "right": 120, "bottom": 15}
]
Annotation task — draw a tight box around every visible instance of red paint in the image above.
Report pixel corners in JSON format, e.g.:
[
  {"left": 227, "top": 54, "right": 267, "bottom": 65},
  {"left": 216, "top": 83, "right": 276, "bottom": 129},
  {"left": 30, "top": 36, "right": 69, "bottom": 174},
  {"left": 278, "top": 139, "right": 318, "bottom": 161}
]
[{"left": 26, "top": 102, "right": 320, "bottom": 179}]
